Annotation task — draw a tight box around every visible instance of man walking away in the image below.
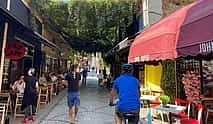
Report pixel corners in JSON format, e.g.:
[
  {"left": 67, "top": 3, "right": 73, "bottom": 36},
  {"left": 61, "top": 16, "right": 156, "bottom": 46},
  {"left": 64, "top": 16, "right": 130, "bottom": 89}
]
[
  {"left": 81, "top": 67, "right": 87, "bottom": 87},
  {"left": 64, "top": 64, "right": 81, "bottom": 124}
]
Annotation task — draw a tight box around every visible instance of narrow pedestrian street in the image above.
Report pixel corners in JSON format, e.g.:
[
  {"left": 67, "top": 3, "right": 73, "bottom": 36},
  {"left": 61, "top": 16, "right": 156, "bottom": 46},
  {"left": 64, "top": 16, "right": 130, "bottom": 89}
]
[
  {"left": 35, "top": 72, "right": 165, "bottom": 124},
  {"left": 40, "top": 73, "right": 115, "bottom": 124},
  {"left": 1, "top": 0, "right": 213, "bottom": 124}
]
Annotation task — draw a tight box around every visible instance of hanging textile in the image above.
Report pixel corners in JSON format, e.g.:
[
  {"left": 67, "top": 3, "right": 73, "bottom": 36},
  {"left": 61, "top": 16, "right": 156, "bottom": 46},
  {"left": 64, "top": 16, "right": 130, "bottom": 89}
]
[{"left": 144, "top": 64, "right": 162, "bottom": 91}]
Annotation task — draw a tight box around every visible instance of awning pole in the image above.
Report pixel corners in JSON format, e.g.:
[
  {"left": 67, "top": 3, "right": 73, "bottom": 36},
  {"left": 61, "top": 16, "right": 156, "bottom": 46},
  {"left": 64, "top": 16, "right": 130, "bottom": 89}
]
[
  {"left": 175, "top": 60, "right": 178, "bottom": 98},
  {"left": 0, "top": 0, "right": 11, "bottom": 91}
]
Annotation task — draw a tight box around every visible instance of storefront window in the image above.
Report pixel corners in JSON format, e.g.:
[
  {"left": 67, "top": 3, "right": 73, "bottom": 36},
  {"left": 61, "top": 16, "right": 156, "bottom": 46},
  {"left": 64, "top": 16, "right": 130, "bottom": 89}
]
[{"left": 2, "top": 58, "right": 10, "bottom": 90}]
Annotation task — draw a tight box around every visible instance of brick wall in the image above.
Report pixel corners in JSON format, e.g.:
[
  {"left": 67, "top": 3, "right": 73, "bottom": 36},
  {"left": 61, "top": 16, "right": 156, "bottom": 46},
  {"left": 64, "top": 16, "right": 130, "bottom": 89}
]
[
  {"left": 43, "top": 26, "right": 54, "bottom": 41},
  {"left": 162, "top": 0, "right": 196, "bottom": 17}
]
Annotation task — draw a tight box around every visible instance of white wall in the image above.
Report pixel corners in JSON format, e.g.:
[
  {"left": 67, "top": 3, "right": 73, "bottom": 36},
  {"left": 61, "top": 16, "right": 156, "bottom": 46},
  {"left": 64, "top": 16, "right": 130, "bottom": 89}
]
[
  {"left": 148, "top": 0, "right": 162, "bottom": 25},
  {"left": 142, "top": 0, "right": 162, "bottom": 28}
]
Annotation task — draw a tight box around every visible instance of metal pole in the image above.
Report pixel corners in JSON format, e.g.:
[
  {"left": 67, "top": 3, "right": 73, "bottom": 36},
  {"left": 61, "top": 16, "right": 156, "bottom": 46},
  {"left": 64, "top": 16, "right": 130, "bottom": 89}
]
[
  {"left": 175, "top": 60, "right": 178, "bottom": 98},
  {"left": 0, "top": 0, "right": 10, "bottom": 91}
]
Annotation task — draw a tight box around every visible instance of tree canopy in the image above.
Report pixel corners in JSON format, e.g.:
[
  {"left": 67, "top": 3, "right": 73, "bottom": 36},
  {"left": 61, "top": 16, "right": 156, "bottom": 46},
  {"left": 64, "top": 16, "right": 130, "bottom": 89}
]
[{"left": 31, "top": 0, "right": 138, "bottom": 52}]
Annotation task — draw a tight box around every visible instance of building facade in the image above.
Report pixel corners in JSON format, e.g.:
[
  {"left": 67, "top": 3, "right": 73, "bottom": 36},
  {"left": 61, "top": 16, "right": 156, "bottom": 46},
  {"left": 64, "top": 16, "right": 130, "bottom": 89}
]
[{"left": 0, "top": 0, "right": 71, "bottom": 90}]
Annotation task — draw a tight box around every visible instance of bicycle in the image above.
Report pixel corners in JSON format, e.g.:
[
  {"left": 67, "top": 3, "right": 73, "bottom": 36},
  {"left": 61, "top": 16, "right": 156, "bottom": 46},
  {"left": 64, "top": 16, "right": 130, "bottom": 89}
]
[{"left": 109, "top": 101, "right": 139, "bottom": 124}]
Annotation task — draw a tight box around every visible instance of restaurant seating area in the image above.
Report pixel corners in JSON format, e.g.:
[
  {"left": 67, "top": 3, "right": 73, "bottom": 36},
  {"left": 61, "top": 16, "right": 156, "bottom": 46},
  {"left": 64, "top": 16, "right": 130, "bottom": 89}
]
[
  {"left": 0, "top": 80, "right": 66, "bottom": 124},
  {"left": 140, "top": 88, "right": 212, "bottom": 124}
]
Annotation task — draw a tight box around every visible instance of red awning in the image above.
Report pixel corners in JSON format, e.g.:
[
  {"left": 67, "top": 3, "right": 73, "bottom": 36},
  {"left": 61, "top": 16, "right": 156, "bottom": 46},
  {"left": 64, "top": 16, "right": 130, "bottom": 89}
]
[
  {"left": 177, "top": 0, "right": 213, "bottom": 57},
  {"left": 128, "top": 4, "right": 194, "bottom": 63}
]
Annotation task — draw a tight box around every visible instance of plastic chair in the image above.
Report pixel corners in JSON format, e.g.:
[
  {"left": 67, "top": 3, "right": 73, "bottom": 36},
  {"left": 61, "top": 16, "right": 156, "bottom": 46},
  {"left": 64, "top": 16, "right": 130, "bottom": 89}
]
[
  {"left": 180, "top": 104, "right": 204, "bottom": 124},
  {"left": 171, "top": 99, "right": 190, "bottom": 122},
  {"left": 150, "top": 91, "right": 162, "bottom": 104},
  {"left": 140, "top": 88, "right": 152, "bottom": 108},
  {"left": 206, "top": 108, "right": 213, "bottom": 124},
  {"left": 149, "top": 91, "right": 164, "bottom": 123}
]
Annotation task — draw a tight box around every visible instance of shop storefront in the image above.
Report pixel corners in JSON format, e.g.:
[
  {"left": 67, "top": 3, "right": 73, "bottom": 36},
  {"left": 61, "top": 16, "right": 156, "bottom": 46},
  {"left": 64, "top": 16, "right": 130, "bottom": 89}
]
[
  {"left": 128, "top": 5, "right": 194, "bottom": 93},
  {"left": 176, "top": 0, "right": 213, "bottom": 121},
  {"left": 0, "top": 0, "right": 42, "bottom": 90},
  {"left": 36, "top": 35, "right": 59, "bottom": 74},
  {"left": 106, "top": 36, "right": 137, "bottom": 79}
]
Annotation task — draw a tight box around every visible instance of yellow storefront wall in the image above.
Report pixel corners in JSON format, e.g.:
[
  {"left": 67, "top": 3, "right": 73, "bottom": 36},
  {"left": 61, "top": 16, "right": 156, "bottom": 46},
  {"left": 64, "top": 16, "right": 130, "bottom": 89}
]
[{"left": 144, "top": 64, "right": 162, "bottom": 91}]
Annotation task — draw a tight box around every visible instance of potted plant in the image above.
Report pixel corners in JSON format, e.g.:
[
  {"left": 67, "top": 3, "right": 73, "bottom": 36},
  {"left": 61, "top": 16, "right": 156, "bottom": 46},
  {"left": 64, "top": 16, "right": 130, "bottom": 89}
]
[{"left": 159, "top": 95, "right": 170, "bottom": 107}]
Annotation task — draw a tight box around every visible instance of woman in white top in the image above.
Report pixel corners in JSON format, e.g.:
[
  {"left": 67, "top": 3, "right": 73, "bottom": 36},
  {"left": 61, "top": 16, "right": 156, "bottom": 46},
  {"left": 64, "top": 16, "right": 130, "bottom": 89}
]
[{"left": 11, "top": 75, "right": 25, "bottom": 94}]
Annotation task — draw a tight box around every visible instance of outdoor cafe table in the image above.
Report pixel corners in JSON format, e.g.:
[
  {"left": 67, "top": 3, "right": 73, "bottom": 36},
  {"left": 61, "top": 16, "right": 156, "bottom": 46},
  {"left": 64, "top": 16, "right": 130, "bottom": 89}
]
[
  {"left": 154, "top": 104, "right": 186, "bottom": 124},
  {"left": 140, "top": 95, "right": 158, "bottom": 124}
]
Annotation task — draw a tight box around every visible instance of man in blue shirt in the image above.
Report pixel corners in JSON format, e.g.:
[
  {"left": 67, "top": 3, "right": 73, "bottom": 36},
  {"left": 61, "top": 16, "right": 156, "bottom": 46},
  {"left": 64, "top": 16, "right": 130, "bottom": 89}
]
[
  {"left": 110, "top": 64, "right": 141, "bottom": 124},
  {"left": 64, "top": 64, "right": 81, "bottom": 124}
]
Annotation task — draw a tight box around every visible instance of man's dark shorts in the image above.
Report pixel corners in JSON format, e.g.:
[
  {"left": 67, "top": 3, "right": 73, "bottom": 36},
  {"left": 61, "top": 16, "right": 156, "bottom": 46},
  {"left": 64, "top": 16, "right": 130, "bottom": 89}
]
[
  {"left": 115, "top": 107, "right": 140, "bottom": 124},
  {"left": 67, "top": 92, "right": 80, "bottom": 108}
]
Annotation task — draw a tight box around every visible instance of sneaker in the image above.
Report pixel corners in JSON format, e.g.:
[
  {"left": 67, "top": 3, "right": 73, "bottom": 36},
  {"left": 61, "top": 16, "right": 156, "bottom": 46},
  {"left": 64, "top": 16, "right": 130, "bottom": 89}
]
[
  {"left": 28, "top": 116, "right": 36, "bottom": 121},
  {"left": 21, "top": 118, "right": 29, "bottom": 123}
]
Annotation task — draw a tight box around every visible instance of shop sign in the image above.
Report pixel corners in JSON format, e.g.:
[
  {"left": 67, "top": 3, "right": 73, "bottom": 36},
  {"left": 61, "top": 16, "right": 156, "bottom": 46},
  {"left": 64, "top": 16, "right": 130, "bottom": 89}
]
[
  {"left": 134, "top": 55, "right": 150, "bottom": 62},
  {"left": 5, "top": 42, "right": 26, "bottom": 60},
  {"left": 199, "top": 40, "right": 213, "bottom": 53}
]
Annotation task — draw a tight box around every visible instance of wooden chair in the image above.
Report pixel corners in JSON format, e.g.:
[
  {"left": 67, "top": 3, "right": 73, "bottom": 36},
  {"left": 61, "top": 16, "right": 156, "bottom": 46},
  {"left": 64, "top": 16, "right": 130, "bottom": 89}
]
[
  {"left": 14, "top": 94, "right": 24, "bottom": 119},
  {"left": 39, "top": 86, "right": 49, "bottom": 105},
  {"left": 0, "top": 93, "right": 12, "bottom": 117},
  {"left": 36, "top": 89, "right": 40, "bottom": 113},
  {"left": 47, "top": 82, "right": 54, "bottom": 102},
  {"left": 0, "top": 105, "right": 6, "bottom": 124},
  {"left": 57, "top": 79, "right": 63, "bottom": 92}
]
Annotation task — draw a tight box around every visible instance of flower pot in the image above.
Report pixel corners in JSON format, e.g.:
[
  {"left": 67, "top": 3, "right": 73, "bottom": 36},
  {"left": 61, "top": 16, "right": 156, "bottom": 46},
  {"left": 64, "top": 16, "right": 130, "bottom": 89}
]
[{"left": 162, "top": 103, "right": 169, "bottom": 108}]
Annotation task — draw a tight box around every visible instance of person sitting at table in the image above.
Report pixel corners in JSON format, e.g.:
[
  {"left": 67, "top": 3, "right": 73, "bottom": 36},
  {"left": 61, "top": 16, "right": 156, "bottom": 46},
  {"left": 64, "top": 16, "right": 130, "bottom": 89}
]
[
  {"left": 49, "top": 72, "right": 58, "bottom": 95},
  {"left": 11, "top": 74, "right": 25, "bottom": 94},
  {"left": 39, "top": 72, "right": 47, "bottom": 87},
  {"left": 10, "top": 74, "right": 25, "bottom": 109}
]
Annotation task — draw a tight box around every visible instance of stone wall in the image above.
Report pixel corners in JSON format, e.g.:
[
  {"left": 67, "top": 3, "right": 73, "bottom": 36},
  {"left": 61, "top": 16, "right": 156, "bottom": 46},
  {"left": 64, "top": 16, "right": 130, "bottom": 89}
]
[{"left": 162, "top": 0, "right": 196, "bottom": 17}]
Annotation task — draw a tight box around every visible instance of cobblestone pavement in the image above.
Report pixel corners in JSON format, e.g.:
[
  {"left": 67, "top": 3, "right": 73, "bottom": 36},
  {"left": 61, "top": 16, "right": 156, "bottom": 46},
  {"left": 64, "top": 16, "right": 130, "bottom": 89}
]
[{"left": 38, "top": 74, "right": 168, "bottom": 124}]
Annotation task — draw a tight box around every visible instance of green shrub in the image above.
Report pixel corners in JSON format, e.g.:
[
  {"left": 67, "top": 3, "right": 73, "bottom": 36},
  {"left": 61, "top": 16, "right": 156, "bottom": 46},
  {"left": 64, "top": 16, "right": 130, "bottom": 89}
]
[
  {"left": 160, "top": 95, "right": 170, "bottom": 104},
  {"left": 161, "top": 60, "right": 176, "bottom": 102}
]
